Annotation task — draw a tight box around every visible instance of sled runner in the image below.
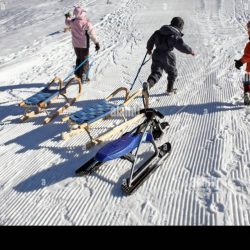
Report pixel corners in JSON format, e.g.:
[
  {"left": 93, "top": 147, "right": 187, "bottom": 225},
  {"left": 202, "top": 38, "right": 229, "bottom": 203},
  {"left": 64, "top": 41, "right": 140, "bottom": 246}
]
[
  {"left": 75, "top": 108, "right": 171, "bottom": 195},
  {"left": 19, "top": 76, "right": 83, "bottom": 124}
]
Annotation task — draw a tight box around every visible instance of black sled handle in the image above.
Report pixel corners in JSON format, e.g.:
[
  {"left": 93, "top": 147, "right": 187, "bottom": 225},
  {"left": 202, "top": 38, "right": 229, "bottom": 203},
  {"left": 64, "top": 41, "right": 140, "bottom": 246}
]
[{"left": 140, "top": 109, "right": 164, "bottom": 119}]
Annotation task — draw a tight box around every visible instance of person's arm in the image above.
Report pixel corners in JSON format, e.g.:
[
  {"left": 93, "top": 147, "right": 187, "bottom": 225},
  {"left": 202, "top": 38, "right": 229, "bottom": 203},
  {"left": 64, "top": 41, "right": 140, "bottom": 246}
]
[
  {"left": 174, "top": 37, "right": 193, "bottom": 54},
  {"left": 147, "top": 31, "right": 157, "bottom": 53},
  {"left": 65, "top": 12, "right": 72, "bottom": 26},
  {"left": 86, "top": 22, "right": 98, "bottom": 45},
  {"left": 86, "top": 21, "right": 100, "bottom": 51}
]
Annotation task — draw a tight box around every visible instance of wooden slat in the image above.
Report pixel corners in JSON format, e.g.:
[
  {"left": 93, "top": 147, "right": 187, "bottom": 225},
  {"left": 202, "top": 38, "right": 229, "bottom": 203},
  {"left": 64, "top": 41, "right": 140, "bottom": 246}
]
[{"left": 85, "top": 113, "right": 145, "bottom": 149}]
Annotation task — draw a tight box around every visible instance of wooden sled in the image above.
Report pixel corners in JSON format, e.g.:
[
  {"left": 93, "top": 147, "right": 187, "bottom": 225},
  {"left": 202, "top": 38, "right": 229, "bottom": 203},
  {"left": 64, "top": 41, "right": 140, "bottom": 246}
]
[
  {"left": 19, "top": 76, "right": 83, "bottom": 124},
  {"left": 62, "top": 87, "right": 144, "bottom": 148}
]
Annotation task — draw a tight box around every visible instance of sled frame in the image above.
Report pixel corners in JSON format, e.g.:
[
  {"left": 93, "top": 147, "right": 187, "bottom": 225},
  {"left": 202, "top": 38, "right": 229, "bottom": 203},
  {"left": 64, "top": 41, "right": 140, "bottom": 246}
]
[
  {"left": 62, "top": 88, "right": 143, "bottom": 147},
  {"left": 19, "top": 76, "right": 83, "bottom": 124}
]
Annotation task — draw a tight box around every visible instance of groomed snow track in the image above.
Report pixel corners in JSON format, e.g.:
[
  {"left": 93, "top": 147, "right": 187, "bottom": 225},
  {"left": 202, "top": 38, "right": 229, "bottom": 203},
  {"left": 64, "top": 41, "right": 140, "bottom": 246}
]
[{"left": 0, "top": 0, "right": 250, "bottom": 225}]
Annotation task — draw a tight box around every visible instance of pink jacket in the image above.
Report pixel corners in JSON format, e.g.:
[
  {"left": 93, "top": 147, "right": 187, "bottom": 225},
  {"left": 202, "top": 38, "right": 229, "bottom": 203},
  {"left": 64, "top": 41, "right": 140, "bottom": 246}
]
[{"left": 65, "top": 7, "right": 98, "bottom": 49}]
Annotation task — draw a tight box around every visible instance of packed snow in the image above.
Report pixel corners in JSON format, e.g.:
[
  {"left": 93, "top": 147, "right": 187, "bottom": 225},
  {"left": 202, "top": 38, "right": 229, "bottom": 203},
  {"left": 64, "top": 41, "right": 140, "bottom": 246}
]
[{"left": 0, "top": 0, "right": 250, "bottom": 225}]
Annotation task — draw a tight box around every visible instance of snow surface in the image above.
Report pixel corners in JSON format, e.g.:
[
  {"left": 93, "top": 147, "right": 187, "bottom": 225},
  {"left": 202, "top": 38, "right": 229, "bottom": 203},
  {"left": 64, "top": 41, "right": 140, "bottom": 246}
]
[{"left": 0, "top": 0, "right": 250, "bottom": 225}]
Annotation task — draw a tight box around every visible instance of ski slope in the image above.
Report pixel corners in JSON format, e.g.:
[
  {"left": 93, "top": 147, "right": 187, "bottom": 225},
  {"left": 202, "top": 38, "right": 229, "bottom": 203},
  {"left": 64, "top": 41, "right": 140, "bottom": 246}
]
[{"left": 0, "top": 0, "right": 250, "bottom": 225}]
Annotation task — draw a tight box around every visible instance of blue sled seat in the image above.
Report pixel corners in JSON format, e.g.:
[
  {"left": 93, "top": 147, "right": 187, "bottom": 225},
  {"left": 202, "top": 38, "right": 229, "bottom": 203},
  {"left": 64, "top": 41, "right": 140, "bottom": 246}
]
[
  {"left": 95, "top": 133, "right": 143, "bottom": 162},
  {"left": 70, "top": 100, "right": 119, "bottom": 125},
  {"left": 25, "top": 88, "right": 59, "bottom": 106}
]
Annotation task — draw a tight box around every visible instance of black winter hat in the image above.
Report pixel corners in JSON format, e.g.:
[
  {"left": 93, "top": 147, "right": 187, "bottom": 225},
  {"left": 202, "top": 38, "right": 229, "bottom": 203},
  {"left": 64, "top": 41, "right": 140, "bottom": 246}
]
[{"left": 170, "top": 17, "right": 184, "bottom": 31}]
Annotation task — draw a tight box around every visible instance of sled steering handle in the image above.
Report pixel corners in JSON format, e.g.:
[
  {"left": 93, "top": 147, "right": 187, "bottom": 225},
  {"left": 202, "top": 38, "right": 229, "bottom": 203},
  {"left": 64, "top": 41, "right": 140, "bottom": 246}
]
[{"left": 140, "top": 109, "right": 164, "bottom": 119}]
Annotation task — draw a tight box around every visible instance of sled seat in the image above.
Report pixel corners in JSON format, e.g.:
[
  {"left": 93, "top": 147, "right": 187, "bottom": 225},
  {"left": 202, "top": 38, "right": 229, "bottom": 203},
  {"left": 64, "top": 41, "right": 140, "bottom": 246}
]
[
  {"left": 95, "top": 133, "right": 143, "bottom": 162},
  {"left": 24, "top": 88, "right": 60, "bottom": 106},
  {"left": 69, "top": 100, "right": 120, "bottom": 125}
]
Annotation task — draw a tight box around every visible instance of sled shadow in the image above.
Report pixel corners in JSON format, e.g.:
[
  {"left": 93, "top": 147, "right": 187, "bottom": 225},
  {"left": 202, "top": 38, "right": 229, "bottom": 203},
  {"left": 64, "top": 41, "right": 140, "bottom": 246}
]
[
  {"left": 0, "top": 83, "right": 45, "bottom": 92},
  {"left": 14, "top": 145, "right": 100, "bottom": 193},
  {"left": 0, "top": 104, "right": 22, "bottom": 122},
  {"left": 4, "top": 121, "right": 68, "bottom": 153},
  {"left": 0, "top": 83, "right": 47, "bottom": 121},
  {"left": 14, "top": 160, "right": 74, "bottom": 193},
  {"left": 3, "top": 94, "right": 132, "bottom": 154}
]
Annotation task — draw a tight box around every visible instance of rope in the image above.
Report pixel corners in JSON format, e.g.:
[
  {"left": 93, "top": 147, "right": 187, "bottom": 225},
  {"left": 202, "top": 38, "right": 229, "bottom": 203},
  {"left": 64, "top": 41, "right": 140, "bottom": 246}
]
[
  {"left": 63, "top": 51, "right": 98, "bottom": 82},
  {"left": 129, "top": 52, "right": 151, "bottom": 91}
]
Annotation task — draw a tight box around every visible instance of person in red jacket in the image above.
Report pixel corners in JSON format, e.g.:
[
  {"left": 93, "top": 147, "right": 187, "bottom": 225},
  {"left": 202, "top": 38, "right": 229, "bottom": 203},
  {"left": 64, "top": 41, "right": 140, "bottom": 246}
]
[{"left": 235, "top": 21, "right": 250, "bottom": 105}]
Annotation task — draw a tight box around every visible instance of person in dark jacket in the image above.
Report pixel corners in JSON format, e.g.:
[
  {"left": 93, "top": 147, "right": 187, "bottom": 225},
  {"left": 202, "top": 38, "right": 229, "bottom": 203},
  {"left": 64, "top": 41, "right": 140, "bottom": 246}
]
[{"left": 143, "top": 17, "right": 195, "bottom": 97}]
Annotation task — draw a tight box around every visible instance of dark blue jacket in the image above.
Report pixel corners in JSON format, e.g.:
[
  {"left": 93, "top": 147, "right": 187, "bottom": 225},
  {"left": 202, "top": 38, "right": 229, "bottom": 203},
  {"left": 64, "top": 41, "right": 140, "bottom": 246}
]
[{"left": 147, "top": 25, "right": 193, "bottom": 56}]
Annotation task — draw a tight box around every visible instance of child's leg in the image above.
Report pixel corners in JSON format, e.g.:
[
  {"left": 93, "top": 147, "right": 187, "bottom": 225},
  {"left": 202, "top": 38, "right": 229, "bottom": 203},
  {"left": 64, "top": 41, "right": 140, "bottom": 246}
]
[
  {"left": 243, "top": 74, "right": 250, "bottom": 105},
  {"left": 146, "top": 61, "right": 163, "bottom": 89},
  {"left": 142, "top": 61, "right": 163, "bottom": 108},
  {"left": 82, "top": 49, "right": 90, "bottom": 78},
  {"left": 74, "top": 48, "right": 89, "bottom": 79},
  {"left": 74, "top": 48, "right": 81, "bottom": 78},
  {"left": 166, "top": 67, "right": 178, "bottom": 92},
  {"left": 244, "top": 74, "right": 250, "bottom": 92}
]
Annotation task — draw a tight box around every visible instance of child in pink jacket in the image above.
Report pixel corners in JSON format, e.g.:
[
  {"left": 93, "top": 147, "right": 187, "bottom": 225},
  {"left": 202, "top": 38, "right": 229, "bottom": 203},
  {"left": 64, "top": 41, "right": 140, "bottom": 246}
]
[{"left": 65, "top": 7, "right": 100, "bottom": 81}]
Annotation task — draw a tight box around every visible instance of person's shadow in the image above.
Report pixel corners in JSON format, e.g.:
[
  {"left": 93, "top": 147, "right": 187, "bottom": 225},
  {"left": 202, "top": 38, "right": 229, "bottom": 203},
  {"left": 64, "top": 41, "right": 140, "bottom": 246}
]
[{"left": 148, "top": 94, "right": 244, "bottom": 116}]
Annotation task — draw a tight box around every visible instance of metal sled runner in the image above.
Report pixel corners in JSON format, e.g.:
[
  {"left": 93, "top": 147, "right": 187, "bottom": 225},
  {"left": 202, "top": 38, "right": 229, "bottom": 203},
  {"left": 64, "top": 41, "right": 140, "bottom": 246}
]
[
  {"left": 19, "top": 76, "right": 83, "bottom": 124},
  {"left": 75, "top": 109, "right": 172, "bottom": 195}
]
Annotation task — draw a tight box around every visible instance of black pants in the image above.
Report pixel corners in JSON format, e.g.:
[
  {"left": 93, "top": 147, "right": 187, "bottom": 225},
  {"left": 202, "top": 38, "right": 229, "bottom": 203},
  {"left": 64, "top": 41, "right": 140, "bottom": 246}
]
[
  {"left": 244, "top": 74, "right": 250, "bottom": 93},
  {"left": 147, "top": 52, "right": 178, "bottom": 91},
  {"left": 74, "top": 48, "right": 89, "bottom": 79}
]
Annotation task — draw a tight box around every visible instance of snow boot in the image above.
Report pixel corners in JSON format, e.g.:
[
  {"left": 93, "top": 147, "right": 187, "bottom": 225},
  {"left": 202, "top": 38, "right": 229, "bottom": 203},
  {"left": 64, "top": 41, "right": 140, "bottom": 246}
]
[
  {"left": 166, "top": 81, "right": 177, "bottom": 95},
  {"left": 244, "top": 92, "right": 250, "bottom": 105},
  {"left": 166, "top": 88, "right": 177, "bottom": 96}
]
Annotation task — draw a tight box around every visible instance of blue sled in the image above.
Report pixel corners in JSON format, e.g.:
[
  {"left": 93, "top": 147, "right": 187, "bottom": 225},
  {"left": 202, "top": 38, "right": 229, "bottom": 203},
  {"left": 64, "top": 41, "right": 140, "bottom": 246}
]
[{"left": 75, "top": 109, "right": 172, "bottom": 195}]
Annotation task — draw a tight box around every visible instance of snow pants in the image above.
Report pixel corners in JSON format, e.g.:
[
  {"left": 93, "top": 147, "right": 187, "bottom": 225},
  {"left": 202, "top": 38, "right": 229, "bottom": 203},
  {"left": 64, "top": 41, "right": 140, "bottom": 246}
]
[
  {"left": 74, "top": 48, "right": 89, "bottom": 79},
  {"left": 243, "top": 74, "right": 250, "bottom": 93},
  {"left": 147, "top": 51, "right": 178, "bottom": 92}
]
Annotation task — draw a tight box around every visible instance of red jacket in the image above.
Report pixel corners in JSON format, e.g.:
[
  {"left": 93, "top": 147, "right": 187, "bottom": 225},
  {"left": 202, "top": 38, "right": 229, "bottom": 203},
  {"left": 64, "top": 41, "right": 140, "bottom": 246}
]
[{"left": 241, "top": 41, "right": 250, "bottom": 72}]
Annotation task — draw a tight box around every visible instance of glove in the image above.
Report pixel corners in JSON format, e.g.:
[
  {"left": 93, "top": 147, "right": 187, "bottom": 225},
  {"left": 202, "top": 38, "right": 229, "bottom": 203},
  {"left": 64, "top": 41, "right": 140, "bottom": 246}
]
[
  {"left": 95, "top": 43, "right": 100, "bottom": 52},
  {"left": 65, "top": 12, "right": 71, "bottom": 18},
  {"left": 235, "top": 59, "right": 243, "bottom": 70},
  {"left": 147, "top": 50, "right": 152, "bottom": 55}
]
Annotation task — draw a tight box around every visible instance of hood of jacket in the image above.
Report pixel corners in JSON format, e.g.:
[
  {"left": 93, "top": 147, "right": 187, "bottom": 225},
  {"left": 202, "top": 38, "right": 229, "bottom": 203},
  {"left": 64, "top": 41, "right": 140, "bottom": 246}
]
[
  {"left": 159, "top": 25, "right": 184, "bottom": 37},
  {"left": 73, "top": 6, "right": 87, "bottom": 20}
]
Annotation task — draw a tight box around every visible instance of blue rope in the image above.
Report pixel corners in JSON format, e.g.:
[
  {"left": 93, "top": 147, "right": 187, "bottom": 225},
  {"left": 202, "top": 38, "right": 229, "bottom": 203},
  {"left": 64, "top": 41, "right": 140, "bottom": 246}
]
[{"left": 63, "top": 56, "right": 90, "bottom": 82}]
